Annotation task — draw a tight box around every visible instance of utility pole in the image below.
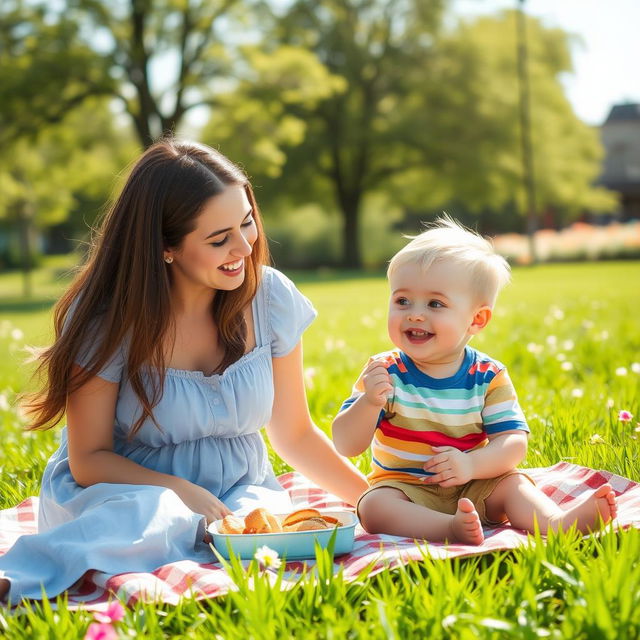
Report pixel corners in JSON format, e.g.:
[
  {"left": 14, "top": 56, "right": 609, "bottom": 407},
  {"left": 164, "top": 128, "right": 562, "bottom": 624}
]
[{"left": 516, "top": 0, "right": 538, "bottom": 263}]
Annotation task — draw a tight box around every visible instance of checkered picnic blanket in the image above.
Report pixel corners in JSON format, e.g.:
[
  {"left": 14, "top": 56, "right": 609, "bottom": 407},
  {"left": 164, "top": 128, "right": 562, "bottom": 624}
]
[{"left": 1, "top": 462, "right": 639, "bottom": 609}]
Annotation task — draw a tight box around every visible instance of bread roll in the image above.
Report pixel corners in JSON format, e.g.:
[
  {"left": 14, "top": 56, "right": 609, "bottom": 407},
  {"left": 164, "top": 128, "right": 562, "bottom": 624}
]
[{"left": 219, "top": 515, "right": 244, "bottom": 535}]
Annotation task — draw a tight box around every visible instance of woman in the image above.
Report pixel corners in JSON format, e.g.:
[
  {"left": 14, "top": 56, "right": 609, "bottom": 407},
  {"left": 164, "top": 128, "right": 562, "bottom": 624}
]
[{"left": 0, "top": 139, "right": 367, "bottom": 603}]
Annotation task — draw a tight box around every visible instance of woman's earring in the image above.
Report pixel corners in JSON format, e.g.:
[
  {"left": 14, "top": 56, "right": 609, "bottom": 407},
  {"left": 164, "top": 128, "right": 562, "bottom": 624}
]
[{"left": 164, "top": 256, "right": 173, "bottom": 264}]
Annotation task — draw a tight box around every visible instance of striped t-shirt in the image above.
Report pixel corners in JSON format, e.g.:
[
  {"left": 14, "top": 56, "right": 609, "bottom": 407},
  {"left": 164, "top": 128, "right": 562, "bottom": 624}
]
[{"left": 339, "top": 346, "right": 529, "bottom": 487}]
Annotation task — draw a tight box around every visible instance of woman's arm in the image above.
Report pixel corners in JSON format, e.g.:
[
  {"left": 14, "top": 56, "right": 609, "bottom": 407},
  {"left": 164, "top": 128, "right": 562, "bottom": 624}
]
[
  {"left": 66, "top": 365, "right": 232, "bottom": 520},
  {"left": 266, "top": 343, "right": 369, "bottom": 507}
]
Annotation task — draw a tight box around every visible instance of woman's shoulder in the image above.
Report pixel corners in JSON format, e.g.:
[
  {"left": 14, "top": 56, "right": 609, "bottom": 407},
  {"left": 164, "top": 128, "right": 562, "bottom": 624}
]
[
  {"left": 260, "top": 265, "right": 295, "bottom": 292},
  {"left": 257, "top": 265, "right": 317, "bottom": 357}
]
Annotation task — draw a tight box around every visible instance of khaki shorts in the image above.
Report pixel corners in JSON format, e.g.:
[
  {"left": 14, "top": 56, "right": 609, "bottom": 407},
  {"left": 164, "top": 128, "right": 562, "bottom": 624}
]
[{"left": 356, "top": 470, "right": 535, "bottom": 526}]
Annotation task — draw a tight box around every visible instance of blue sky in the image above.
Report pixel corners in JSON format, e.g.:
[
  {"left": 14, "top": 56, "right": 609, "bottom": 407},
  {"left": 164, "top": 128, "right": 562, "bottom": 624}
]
[{"left": 453, "top": 0, "right": 640, "bottom": 125}]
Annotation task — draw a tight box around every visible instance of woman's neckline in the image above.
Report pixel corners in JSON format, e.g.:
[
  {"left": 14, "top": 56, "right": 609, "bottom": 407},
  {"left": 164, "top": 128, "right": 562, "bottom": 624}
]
[
  {"left": 165, "top": 342, "right": 268, "bottom": 379},
  {"left": 164, "top": 285, "right": 265, "bottom": 379}
]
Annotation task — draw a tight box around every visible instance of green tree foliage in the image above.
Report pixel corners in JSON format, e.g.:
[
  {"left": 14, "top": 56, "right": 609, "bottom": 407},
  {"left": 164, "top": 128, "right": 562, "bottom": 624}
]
[
  {"left": 0, "top": 1, "right": 114, "bottom": 146},
  {"left": 0, "top": 100, "right": 136, "bottom": 294},
  {"left": 415, "top": 11, "right": 617, "bottom": 222},
  {"left": 267, "top": 0, "right": 448, "bottom": 267},
  {"left": 70, "top": 0, "right": 262, "bottom": 147},
  {"left": 2, "top": 0, "right": 265, "bottom": 148},
  {"left": 202, "top": 46, "right": 346, "bottom": 181}
]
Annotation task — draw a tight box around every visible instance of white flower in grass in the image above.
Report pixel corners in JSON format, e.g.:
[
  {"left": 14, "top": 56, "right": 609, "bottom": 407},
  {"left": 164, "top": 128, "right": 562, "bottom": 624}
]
[
  {"left": 526, "top": 342, "right": 542, "bottom": 355},
  {"left": 562, "top": 339, "right": 575, "bottom": 351},
  {"left": 582, "top": 319, "right": 594, "bottom": 330},
  {"left": 606, "top": 398, "right": 615, "bottom": 409},
  {"left": 323, "top": 337, "right": 346, "bottom": 352},
  {"left": 561, "top": 361, "right": 573, "bottom": 371},
  {"left": 0, "top": 394, "right": 9, "bottom": 411},
  {"left": 546, "top": 335, "right": 557, "bottom": 347},
  {"left": 551, "top": 307, "right": 565, "bottom": 320},
  {"left": 254, "top": 545, "right": 281, "bottom": 570},
  {"left": 10, "top": 328, "right": 24, "bottom": 341},
  {"left": 361, "top": 315, "right": 375, "bottom": 328},
  {"left": 599, "top": 330, "right": 609, "bottom": 341},
  {"left": 556, "top": 353, "right": 567, "bottom": 362},
  {"left": 304, "top": 367, "right": 316, "bottom": 389},
  {"left": 631, "top": 362, "right": 640, "bottom": 374},
  {"left": 571, "top": 388, "right": 584, "bottom": 398},
  {"left": 615, "top": 367, "right": 628, "bottom": 377},
  {"left": 589, "top": 434, "right": 605, "bottom": 445}
]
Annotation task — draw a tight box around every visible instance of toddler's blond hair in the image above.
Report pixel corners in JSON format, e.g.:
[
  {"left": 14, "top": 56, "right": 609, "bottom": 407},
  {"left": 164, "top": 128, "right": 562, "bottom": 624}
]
[{"left": 387, "top": 215, "right": 511, "bottom": 308}]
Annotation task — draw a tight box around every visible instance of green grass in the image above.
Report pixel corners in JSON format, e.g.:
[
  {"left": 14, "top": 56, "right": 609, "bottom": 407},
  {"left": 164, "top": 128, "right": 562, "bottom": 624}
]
[{"left": 1, "top": 259, "right": 640, "bottom": 637}]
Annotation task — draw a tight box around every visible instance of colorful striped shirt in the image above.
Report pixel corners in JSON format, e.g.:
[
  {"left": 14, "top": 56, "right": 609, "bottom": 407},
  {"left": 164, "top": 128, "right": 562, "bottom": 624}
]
[{"left": 339, "top": 346, "right": 529, "bottom": 487}]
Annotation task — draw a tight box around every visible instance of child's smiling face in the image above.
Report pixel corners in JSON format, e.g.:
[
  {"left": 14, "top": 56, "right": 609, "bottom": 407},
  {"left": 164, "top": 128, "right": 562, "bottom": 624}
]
[{"left": 387, "top": 260, "right": 489, "bottom": 376}]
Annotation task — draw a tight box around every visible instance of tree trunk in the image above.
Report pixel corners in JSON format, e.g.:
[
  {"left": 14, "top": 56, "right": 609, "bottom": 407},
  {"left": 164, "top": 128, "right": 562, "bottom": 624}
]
[
  {"left": 17, "top": 200, "right": 34, "bottom": 298},
  {"left": 339, "top": 191, "right": 362, "bottom": 269},
  {"left": 516, "top": 1, "right": 538, "bottom": 264}
]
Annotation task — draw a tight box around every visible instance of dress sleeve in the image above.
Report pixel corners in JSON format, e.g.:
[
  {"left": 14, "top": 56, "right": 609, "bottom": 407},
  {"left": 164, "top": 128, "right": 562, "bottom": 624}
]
[
  {"left": 267, "top": 268, "right": 317, "bottom": 357},
  {"left": 64, "top": 299, "right": 126, "bottom": 383},
  {"left": 481, "top": 368, "right": 529, "bottom": 435}
]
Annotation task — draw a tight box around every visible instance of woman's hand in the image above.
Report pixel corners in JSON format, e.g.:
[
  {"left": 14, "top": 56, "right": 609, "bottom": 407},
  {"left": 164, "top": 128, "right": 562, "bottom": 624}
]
[{"left": 174, "top": 479, "right": 232, "bottom": 522}]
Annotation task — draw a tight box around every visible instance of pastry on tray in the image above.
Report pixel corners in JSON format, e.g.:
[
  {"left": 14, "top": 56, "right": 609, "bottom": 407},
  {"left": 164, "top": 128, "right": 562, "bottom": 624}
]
[{"left": 221, "top": 507, "right": 342, "bottom": 535}]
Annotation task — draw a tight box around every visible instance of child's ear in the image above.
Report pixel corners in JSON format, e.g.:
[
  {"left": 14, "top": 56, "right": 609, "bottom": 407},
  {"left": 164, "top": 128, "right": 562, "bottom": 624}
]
[{"left": 468, "top": 306, "right": 492, "bottom": 334}]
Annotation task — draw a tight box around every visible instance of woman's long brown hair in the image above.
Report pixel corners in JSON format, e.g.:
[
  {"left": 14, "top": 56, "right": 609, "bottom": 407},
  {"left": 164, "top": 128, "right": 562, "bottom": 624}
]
[{"left": 23, "top": 139, "right": 269, "bottom": 437}]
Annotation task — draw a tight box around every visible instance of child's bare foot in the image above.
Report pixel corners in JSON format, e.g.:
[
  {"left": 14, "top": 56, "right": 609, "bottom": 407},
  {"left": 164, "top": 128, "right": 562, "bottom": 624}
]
[
  {"left": 448, "top": 498, "right": 484, "bottom": 545},
  {"left": 0, "top": 578, "right": 9, "bottom": 602},
  {"left": 549, "top": 484, "right": 617, "bottom": 534}
]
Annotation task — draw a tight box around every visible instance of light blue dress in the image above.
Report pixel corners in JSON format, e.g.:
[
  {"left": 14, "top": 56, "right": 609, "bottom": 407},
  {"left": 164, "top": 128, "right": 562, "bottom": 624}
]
[{"left": 0, "top": 267, "right": 316, "bottom": 601}]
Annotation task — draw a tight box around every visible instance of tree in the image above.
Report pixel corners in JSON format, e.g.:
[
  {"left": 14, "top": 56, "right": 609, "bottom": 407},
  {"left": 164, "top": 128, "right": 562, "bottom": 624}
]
[
  {"left": 413, "top": 11, "right": 616, "bottom": 225},
  {"left": 0, "top": 1, "right": 114, "bottom": 146},
  {"left": 268, "top": 0, "right": 448, "bottom": 267},
  {"left": 0, "top": 100, "right": 136, "bottom": 296},
  {"left": 201, "top": 45, "right": 346, "bottom": 182},
  {"left": 66, "top": 0, "right": 265, "bottom": 147}
]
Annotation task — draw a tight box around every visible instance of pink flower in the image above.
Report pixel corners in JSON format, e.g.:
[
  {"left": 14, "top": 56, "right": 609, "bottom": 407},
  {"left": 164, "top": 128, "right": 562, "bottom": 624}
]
[
  {"left": 619, "top": 410, "right": 634, "bottom": 422},
  {"left": 84, "top": 622, "right": 118, "bottom": 640},
  {"left": 93, "top": 601, "right": 125, "bottom": 624}
]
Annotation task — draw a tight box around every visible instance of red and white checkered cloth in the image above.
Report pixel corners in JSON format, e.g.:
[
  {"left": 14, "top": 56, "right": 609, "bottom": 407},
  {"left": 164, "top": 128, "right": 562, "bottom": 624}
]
[{"left": 1, "top": 462, "right": 639, "bottom": 609}]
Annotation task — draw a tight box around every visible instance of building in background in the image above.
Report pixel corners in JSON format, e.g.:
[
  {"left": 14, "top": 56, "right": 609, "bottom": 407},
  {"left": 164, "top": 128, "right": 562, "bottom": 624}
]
[{"left": 599, "top": 103, "right": 640, "bottom": 221}]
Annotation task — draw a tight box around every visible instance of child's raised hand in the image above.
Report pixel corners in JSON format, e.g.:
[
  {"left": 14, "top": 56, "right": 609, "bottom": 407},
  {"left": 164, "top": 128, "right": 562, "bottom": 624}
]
[
  {"left": 361, "top": 360, "right": 393, "bottom": 407},
  {"left": 422, "top": 446, "right": 474, "bottom": 487}
]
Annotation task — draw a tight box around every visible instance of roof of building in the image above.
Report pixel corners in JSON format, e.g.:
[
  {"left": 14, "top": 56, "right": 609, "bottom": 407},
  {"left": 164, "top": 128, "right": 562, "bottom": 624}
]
[{"left": 604, "top": 103, "right": 640, "bottom": 124}]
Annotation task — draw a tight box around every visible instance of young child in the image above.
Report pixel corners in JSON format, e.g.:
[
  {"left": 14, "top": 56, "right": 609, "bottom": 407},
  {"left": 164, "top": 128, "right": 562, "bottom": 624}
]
[{"left": 332, "top": 217, "right": 618, "bottom": 544}]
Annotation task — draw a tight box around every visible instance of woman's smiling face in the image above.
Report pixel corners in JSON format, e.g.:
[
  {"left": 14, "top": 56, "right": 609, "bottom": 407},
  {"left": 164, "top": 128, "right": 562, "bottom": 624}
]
[{"left": 167, "top": 184, "right": 258, "bottom": 293}]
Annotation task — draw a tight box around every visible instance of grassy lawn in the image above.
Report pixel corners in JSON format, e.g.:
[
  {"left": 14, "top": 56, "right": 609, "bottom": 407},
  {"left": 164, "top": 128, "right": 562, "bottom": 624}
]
[{"left": 0, "top": 259, "right": 639, "bottom": 637}]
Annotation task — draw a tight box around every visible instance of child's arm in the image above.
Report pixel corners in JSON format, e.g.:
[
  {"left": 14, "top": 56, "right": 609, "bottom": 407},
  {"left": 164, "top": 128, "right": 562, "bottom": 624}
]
[
  {"left": 422, "top": 431, "right": 528, "bottom": 487},
  {"left": 332, "top": 360, "right": 393, "bottom": 457}
]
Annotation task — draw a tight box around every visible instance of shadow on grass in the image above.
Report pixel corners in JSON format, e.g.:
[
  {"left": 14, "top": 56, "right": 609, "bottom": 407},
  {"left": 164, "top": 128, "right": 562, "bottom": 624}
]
[{"left": 0, "top": 298, "right": 57, "bottom": 313}]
